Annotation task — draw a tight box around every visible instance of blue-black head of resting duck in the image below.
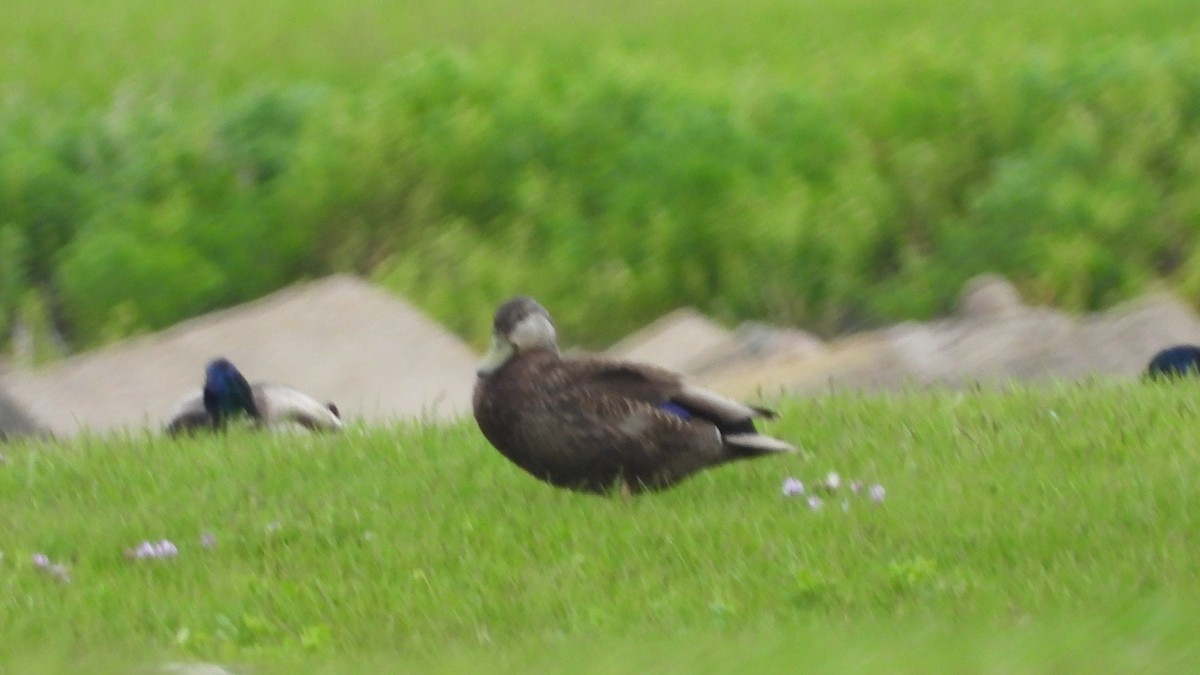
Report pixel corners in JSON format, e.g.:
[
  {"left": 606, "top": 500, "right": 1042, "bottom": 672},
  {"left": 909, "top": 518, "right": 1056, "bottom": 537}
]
[
  {"left": 165, "top": 357, "right": 343, "bottom": 435},
  {"left": 472, "top": 297, "right": 796, "bottom": 495},
  {"left": 1146, "top": 345, "right": 1200, "bottom": 380}
]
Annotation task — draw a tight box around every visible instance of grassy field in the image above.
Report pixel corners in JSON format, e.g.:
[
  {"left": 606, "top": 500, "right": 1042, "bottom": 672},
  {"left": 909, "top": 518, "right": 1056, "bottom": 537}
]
[
  {"left": 4, "top": 382, "right": 1200, "bottom": 672},
  {"left": 5, "top": 0, "right": 1200, "bottom": 100}
]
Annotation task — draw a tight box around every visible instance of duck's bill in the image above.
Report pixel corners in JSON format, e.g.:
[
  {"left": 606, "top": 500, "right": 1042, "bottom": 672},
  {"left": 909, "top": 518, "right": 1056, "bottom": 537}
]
[{"left": 476, "top": 335, "right": 514, "bottom": 376}]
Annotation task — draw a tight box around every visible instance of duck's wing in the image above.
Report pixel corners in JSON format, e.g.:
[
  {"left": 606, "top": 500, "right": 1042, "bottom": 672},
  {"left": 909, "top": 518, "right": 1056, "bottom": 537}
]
[
  {"left": 164, "top": 392, "right": 213, "bottom": 436},
  {"left": 252, "top": 383, "right": 344, "bottom": 432},
  {"left": 562, "top": 358, "right": 681, "bottom": 402},
  {"left": 565, "top": 358, "right": 774, "bottom": 424},
  {"left": 564, "top": 357, "right": 795, "bottom": 454}
]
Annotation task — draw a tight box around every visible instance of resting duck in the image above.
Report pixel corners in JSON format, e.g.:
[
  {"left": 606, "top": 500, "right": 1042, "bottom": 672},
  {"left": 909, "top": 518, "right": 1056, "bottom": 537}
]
[
  {"left": 472, "top": 297, "right": 795, "bottom": 494},
  {"left": 1146, "top": 344, "right": 1200, "bottom": 379},
  {"left": 165, "top": 358, "right": 343, "bottom": 435}
]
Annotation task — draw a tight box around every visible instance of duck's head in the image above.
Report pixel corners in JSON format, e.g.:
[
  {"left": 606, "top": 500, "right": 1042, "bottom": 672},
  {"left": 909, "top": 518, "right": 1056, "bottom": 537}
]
[
  {"left": 476, "top": 297, "right": 558, "bottom": 376},
  {"left": 1147, "top": 345, "right": 1200, "bottom": 380},
  {"left": 202, "top": 357, "right": 259, "bottom": 424}
]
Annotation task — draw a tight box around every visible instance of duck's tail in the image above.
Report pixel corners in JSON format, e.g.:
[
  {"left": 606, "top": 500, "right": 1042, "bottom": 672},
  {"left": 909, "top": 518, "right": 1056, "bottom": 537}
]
[{"left": 723, "top": 432, "right": 796, "bottom": 457}]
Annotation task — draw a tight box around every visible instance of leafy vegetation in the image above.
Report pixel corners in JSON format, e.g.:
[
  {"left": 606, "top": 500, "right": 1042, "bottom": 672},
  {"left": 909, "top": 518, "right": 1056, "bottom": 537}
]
[
  {"left": 2, "top": 0, "right": 1200, "bottom": 353},
  {"left": 3, "top": 382, "right": 1200, "bottom": 671}
]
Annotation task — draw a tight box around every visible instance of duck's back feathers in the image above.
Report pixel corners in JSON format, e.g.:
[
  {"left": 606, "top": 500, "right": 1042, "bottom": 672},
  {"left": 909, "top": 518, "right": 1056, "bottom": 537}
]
[
  {"left": 253, "top": 383, "right": 344, "bottom": 431},
  {"left": 564, "top": 357, "right": 790, "bottom": 448}
]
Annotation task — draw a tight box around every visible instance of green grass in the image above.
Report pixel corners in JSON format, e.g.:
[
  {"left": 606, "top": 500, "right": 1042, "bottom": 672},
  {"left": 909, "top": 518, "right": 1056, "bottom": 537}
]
[
  {"left": 4, "top": 382, "right": 1200, "bottom": 672},
  {"left": 5, "top": 0, "right": 1200, "bottom": 101}
]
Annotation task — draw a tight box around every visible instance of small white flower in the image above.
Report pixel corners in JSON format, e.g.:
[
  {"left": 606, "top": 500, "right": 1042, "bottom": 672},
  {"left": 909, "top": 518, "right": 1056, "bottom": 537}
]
[
  {"left": 49, "top": 563, "right": 71, "bottom": 583},
  {"left": 824, "top": 472, "right": 842, "bottom": 490},
  {"left": 806, "top": 495, "right": 823, "bottom": 510},
  {"left": 781, "top": 477, "right": 805, "bottom": 497},
  {"left": 869, "top": 484, "right": 886, "bottom": 503}
]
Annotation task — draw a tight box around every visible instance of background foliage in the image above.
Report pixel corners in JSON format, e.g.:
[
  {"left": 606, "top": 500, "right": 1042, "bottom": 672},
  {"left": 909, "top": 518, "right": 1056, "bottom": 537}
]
[{"left": 2, "top": 0, "right": 1200, "bottom": 351}]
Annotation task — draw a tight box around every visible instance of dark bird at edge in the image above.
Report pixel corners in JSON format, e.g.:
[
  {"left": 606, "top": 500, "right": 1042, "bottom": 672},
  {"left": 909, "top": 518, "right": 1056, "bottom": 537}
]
[
  {"left": 472, "top": 297, "right": 796, "bottom": 495},
  {"left": 1146, "top": 345, "right": 1200, "bottom": 380}
]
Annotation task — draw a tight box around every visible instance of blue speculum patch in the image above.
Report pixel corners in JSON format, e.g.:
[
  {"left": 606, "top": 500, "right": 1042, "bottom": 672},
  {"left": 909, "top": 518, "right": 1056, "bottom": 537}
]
[{"left": 657, "top": 401, "right": 693, "bottom": 419}]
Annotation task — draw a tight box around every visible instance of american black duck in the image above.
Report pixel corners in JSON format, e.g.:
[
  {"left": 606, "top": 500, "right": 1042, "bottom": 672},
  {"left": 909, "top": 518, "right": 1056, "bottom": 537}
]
[{"left": 472, "top": 297, "right": 795, "bottom": 494}]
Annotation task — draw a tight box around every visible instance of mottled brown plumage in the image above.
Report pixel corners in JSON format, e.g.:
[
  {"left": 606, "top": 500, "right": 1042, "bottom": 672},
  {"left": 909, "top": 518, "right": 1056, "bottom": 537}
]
[{"left": 472, "top": 297, "right": 795, "bottom": 494}]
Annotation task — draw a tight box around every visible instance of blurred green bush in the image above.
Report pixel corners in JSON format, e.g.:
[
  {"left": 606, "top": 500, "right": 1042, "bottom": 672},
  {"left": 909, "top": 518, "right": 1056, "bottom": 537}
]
[{"left": 2, "top": 44, "right": 1200, "bottom": 352}]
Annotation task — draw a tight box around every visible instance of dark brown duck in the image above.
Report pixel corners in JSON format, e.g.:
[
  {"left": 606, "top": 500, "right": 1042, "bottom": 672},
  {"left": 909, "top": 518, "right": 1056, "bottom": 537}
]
[{"left": 472, "top": 297, "right": 796, "bottom": 494}]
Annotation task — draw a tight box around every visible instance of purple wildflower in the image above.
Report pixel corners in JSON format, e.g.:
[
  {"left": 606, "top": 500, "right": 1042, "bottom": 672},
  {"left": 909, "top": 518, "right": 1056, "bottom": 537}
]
[
  {"left": 850, "top": 480, "right": 863, "bottom": 494},
  {"left": 806, "top": 495, "right": 823, "bottom": 510},
  {"left": 31, "top": 553, "right": 69, "bottom": 583},
  {"left": 158, "top": 540, "right": 179, "bottom": 558},
  {"left": 869, "top": 484, "right": 886, "bottom": 503},
  {"left": 781, "top": 477, "right": 805, "bottom": 497}
]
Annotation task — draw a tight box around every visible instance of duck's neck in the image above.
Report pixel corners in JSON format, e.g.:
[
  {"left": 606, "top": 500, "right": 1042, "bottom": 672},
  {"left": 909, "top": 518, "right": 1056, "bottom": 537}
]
[{"left": 204, "top": 384, "right": 258, "bottom": 427}]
